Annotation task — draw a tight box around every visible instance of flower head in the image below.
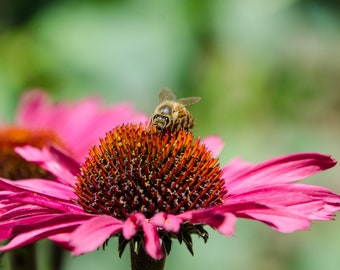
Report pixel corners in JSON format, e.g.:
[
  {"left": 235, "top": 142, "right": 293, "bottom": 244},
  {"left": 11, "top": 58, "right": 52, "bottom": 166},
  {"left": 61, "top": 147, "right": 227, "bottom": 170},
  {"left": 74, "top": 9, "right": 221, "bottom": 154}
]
[
  {"left": 75, "top": 124, "right": 225, "bottom": 218},
  {"left": 0, "top": 90, "right": 147, "bottom": 180},
  {"left": 0, "top": 120, "right": 338, "bottom": 260}
]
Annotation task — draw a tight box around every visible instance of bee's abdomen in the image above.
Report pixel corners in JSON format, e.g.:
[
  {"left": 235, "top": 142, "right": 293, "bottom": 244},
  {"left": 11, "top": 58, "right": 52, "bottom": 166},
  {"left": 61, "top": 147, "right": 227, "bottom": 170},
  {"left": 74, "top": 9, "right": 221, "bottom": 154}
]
[{"left": 174, "top": 111, "right": 194, "bottom": 131}]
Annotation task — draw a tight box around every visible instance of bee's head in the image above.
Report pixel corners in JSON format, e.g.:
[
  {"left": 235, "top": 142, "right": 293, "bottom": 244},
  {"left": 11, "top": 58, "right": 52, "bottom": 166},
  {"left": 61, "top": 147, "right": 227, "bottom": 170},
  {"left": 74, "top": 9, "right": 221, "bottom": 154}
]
[{"left": 152, "top": 114, "right": 170, "bottom": 131}]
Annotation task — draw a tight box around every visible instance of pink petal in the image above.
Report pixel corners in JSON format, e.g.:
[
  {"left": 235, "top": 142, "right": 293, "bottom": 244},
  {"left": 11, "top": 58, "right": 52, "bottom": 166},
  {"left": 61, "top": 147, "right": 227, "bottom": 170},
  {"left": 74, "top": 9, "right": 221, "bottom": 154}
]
[
  {"left": 15, "top": 146, "right": 75, "bottom": 186},
  {"left": 6, "top": 192, "right": 83, "bottom": 214},
  {"left": 225, "top": 183, "right": 340, "bottom": 222},
  {"left": 16, "top": 90, "right": 50, "bottom": 126},
  {"left": 216, "top": 201, "right": 314, "bottom": 233},
  {"left": 48, "top": 233, "right": 72, "bottom": 250},
  {"left": 122, "top": 213, "right": 145, "bottom": 240},
  {"left": 287, "top": 201, "right": 334, "bottom": 220},
  {"left": 227, "top": 184, "right": 340, "bottom": 207},
  {"left": 121, "top": 213, "right": 164, "bottom": 259},
  {"left": 234, "top": 206, "right": 311, "bottom": 233},
  {"left": 0, "top": 178, "right": 34, "bottom": 193},
  {"left": 222, "top": 158, "right": 254, "bottom": 184},
  {"left": 179, "top": 209, "right": 236, "bottom": 236},
  {"left": 2, "top": 178, "right": 76, "bottom": 200},
  {"left": 141, "top": 220, "right": 164, "bottom": 260},
  {"left": 0, "top": 214, "right": 67, "bottom": 240},
  {"left": 65, "top": 103, "right": 148, "bottom": 159},
  {"left": 47, "top": 145, "right": 80, "bottom": 175},
  {"left": 70, "top": 215, "right": 123, "bottom": 256},
  {"left": 151, "top": 212, "right": 182, "bottom": 233},
  {"left": 202, "top": 136, "right": 224, "bottom": 156},
  {"left": 0, "top": 202, "right": 23, "bottom": 214},
  {"left": 0, "top": 214, "right": 89, "bottom": 251},
  {"left": 15, "top": 90, "right": 148, "bottom": 161},
  {"left": 0, "top": 178, "right": 81, "bottom": 212},
  {"left": 0, "top": 204, "right": 53, "bottom": 222},
  {"left": 225, "top": 153, "right": 336, "bottom": 194}
]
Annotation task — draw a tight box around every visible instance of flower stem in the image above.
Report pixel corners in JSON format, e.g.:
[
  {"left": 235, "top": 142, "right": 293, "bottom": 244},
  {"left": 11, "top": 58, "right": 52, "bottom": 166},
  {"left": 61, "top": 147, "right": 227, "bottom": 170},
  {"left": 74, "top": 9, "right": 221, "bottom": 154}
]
[
  {"left": 130, "top": 243, "right": 166, "bottom": 270},
  {"left": 9, "top": 243, "right": 37, "bottom": 270},
  {"left": 50, "top": 242, "right": 64, "bottom": 270}
]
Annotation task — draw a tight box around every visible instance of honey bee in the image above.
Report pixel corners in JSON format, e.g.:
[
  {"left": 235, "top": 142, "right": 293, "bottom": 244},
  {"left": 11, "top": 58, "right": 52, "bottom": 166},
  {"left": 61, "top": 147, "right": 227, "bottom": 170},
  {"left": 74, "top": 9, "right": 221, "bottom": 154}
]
[{"left": 151, "top": 88, "right": 201, "bottom": 132}]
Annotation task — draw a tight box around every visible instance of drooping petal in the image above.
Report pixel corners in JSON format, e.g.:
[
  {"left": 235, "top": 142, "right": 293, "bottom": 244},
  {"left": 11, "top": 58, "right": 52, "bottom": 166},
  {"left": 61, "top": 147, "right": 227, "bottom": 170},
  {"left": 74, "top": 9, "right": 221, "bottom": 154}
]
[
  {"left": 15, "top": 146, "right": 76, "bottom": 186},
  {"left": 225, "top": 182, "right": 340, "bottom": 224},
  {"left": 0, "top": 204, "right": 54, "bottom": 222},
  {"left": 141, "top": 220, "right": 164, "bottom": 260},
  {"left": 286, "top": 200, "right": 335, "bottom": 220},
  {"left": 0, "top": 214, "right": 56, "bottom": 240},
  {"left": 151, "top": 212, "right": 182, "bottom": 233},
  {"left": 122, "top": 213, "right": 145, "bottom": 240},
  {"left": 225, "top": 153, "right": 336, "bottom": 194},
  {"left": 120, "top": 213, "right": 165, "bottom": 259},
  {"left": 179, "top": 208, "right": 236, "bottom": 236},
  {"left": 215, "top": 200, "right": 316, "bottom": 233},
  {"left": 0, "top": 214, "right": 90, "bottom": 251},
  {"left": 48, "top": 233, "right": 72, "bottom": 250},
  {"left": 0, "top": 178, "right": 76, "bottom": 200},
  {"left": 233, "top": 205, "right": 311, "bottom": 233},
  {"left": 5, "top": 192, "right": 83, "bottom": 214},
  {"left": 0, "top": 178, "right": 78, "bottom": 205},
  {"left": 70, "top": 215, "right": 123, "bottom": 256},
  {"left": 0, "top": 213, "right": 90, "bottom": 240},
  {"left": 227, "top": 184, "right": 340, "bottom": 208},
  {"left": 47, "top": 145, "right": 81, "bottom": 176}
]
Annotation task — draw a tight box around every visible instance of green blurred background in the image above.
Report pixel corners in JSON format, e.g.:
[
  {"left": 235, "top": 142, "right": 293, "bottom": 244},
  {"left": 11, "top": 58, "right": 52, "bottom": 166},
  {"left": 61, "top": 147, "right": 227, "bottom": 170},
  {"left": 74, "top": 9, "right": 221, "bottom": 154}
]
[{"left": 1, "top": 0, "right": 340, "bottom": 269}]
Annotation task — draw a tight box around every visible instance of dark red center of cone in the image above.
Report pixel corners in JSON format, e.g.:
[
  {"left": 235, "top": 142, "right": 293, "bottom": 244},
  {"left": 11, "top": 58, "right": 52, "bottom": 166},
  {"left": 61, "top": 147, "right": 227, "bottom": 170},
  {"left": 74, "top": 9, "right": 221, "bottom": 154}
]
[{"left": 74, "top": 123, "right": 226, "bottom": 220}]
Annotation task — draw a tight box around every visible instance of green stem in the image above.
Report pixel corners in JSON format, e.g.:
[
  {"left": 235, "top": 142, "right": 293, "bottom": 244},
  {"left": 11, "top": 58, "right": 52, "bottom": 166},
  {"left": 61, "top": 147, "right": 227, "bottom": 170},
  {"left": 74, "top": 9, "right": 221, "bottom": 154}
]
[
  {"left": 130, "top": 243, "right": 166, "bottom": 270},
  {"left": 9, "top": 244, "right": 37, "bottom": 270},
  {"left": 50, "top": 242, "right": 64, "bottom": 270}
]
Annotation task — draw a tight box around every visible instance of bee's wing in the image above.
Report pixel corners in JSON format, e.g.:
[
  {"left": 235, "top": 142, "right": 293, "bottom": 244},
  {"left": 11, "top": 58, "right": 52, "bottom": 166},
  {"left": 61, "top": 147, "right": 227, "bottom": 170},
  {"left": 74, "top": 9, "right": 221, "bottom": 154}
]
[
  {"left": 159, "top": 87, "right": 177, "bottom": 102},
  {"left": 177, "top": 96, "right": 201, "bottom": 107}
]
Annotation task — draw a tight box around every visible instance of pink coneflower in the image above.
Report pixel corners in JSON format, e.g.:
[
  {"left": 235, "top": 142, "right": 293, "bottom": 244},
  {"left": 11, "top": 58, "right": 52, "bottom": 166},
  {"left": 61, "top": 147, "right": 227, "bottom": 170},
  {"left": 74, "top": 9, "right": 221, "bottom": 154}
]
[
  {"left": 0, "top": 90, "right": 147, "bottom": 180},
  {"left": 0, "top": 90, "right": 147, "bottom": 270},
  {"left": 0, "top": 121, "right": 339, "bottom": 270}
]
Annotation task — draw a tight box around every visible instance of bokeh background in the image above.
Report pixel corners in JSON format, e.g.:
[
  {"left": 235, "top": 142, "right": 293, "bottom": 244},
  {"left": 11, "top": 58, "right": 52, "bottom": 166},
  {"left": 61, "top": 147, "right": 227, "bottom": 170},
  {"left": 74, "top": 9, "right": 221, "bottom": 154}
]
[{"left": 1, "top": 0, "right": 340, "bottom": 269}]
